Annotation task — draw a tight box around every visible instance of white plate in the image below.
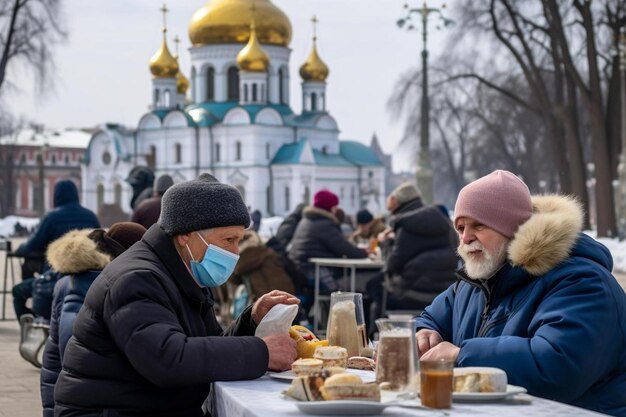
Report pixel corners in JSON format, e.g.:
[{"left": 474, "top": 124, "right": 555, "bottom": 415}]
[
  {"left": 289, "top": 399, "right": 389, "bottom": 416},
  {"left": 269, "top": 368, "right": 376, "bottom": 383},
  {"left": 453, "top": 385, "right": 527, "bottom": 402}
]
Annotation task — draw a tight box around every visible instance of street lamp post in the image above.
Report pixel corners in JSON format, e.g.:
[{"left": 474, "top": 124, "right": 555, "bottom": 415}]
[
  {"left": 618, "top": 29, "right": 626, "bottom": 239},
  {"left": 397, "top": 1, "right": 452, "bottom": 204}
]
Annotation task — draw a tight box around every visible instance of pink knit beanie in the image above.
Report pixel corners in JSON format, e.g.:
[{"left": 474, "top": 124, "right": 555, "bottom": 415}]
[
  {"left": 454, "top": 170, "right": 532, "bottom": 238},
  {"left": 313, "top": 189, "right": 339, "bottom": 212}
]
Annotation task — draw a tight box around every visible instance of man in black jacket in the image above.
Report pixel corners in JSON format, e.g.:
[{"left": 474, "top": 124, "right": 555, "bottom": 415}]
[{"left": 54, "top": 173, "right": 298, "bottom": 417}]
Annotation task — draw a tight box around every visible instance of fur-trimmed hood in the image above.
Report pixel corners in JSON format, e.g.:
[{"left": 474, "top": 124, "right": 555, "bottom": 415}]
[
  {"left": 46, "top": 229, "right": 112, "bottom": 274},
  {"left": 303, "top": 206, "right": 339, "bottom": 224},
  {"left": 508, "top": 195, "right": 583, "bottom": 276}
]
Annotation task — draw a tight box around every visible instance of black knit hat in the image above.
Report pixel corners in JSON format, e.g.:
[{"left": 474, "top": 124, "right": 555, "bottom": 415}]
[
  {"left": 158, "top": 173, "right": 251, "bottom": 235},
  {"left": 356, "top": 209, "right": 374, "bottom": 225}
]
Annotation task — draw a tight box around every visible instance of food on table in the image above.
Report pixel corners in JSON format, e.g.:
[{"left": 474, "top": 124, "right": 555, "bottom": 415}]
[
  {"left": 289, "top": 325, "right": 329, "bottom": 358},
  {"left": 283, "top": 371, "right": 332, "bottom": 401},
  {"left": 327, "top": 300, "right": 361, "bottom": 357},
  {"left": 453, "top": 367, "right": 507, "bottom": 392},
  {"left": 319, "top": 373, "right": 381, "bottom": 401},
  {"left": 347, "top": 356, "right": 376, "bottom": 371},
  {"left": 313, "top": 346, "right": 348, "bottom": 369},
  {"left": 291, "top": 358, "right": 324, "bottom": 376}
]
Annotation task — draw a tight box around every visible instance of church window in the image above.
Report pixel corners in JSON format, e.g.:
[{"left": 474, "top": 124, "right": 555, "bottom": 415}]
[
  {"left": 235, "top": 141, "right": 242, "bottom": 161},
  {"left": 244, "top": 84, "right": 249, "bottom": 102},
  {"left": 191, "top": 66, "right": 197, "bottom": 100},
  {"left": 252, "top": 83, "right": 258, "bottom": 102},
  {"left": 206, "top": 67, "right": 215, "bottom": 101},
  {"left": 278, "top": 68, "right": 285, "bottom": 104},
  {"left": 285, "top": 186, "right": 290, "bottom": 212},
  {"left": 102, "top": 151, "right": 111, "bottom": 166},
  {"left": 311, "top": 93, "right": 317, "bottom": 111},
  {"left": 321, "top": 145, "right": 328, "bottom": 155},
  {"left": 175, "top": 143, "right": 182, "bottom": 163},
  {"left": 51, "top": 154, "right": 56, "bottom": 164},
  {"left": 147, "top": 145, "right": 156, "bottom": 169},
  {"left": 227, "top": 67, "right": 240, "bottom": 101},
  {"left": 265, "top": 143, "right": 271, "bottom": 159},
  {"left": 154, "top": 89, "right": 160, "bottom": 106},
  {"left": 114, "top": 183, "right": 122, "bottom": 206},
  {"left": 164, "top": 90, "right": 171, "bottom": 107},
  {"left": 368, "top": 170, "right": 373, "bottom": 178},
  {"left": 64, "top": 154, "right": 69, "bottom": 165},
  {"left": 215, "top": 143, "right": 221, "bottom": 162},
  {"left": 96, "top": 184, "right": 104, "bottom": 211}
]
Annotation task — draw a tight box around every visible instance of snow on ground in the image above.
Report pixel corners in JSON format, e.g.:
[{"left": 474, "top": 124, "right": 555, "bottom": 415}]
[{"left": 1, "top": 215, "right": 624, "bottom": 272}]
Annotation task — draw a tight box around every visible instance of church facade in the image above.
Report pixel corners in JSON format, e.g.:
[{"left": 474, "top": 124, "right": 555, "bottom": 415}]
[{"left": 82, "top": 0, "right": 387, "bottom": 218}]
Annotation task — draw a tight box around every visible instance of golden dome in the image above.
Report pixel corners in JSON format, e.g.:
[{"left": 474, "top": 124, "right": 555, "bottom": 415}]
[
  {"left": 176, "top": 65, "right": 190, "bottom": 94},
  {"left": 236, "top": 24, "right": 270, "bottom": 72},
  {"left": 299, "top": 39, "right": 329, "bottom": 82},
  {"left": 149, "top": 32, "right": 179, "bottom": 79},
  {"left": 189, "top": 0, "right": 292, "bottom": 47}
]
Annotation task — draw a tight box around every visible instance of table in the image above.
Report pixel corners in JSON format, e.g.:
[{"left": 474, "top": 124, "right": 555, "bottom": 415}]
[
  {"left": 212, "top": 375, "right": 607, "bottom": 417},
  {"left": 308, "top": 257, "right": 384, "bottom": 334}
]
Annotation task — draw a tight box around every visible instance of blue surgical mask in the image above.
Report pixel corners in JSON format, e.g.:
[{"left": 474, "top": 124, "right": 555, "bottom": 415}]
[{"left": 186, "top": 233, "right": 239, "bottom": 288}]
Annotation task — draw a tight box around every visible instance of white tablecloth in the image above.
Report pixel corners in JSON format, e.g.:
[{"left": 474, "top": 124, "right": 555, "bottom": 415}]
[{"left": 212, "top": 375, "right": 607, "bottom": 417}]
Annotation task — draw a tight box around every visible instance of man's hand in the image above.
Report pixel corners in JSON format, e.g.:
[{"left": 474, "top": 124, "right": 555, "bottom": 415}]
[
  {"left": 251, "top": 290, "right": 300, "bottom": 325},
  {"left": 416, "top": 329, "right": 443, "bottom": 357},
  {"left": 263, "top": 333, "right": 297, "bottom": 371},
  {"left": 419, "top": 341, "right": 460, "bottom": 363},
  {"left": 377, "top": 228, "right": 394, "bottom": 242}
]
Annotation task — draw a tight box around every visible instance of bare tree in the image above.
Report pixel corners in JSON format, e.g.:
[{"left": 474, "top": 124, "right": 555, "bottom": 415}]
[{"left": 0, "top": 0, "right": 66, "bottom": 96}]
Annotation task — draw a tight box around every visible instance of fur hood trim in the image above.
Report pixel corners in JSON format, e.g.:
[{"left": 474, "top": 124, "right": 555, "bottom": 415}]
[
  {"left": 303, "top": 206, "right": 339, "bottom": 223},
  {"left": 508, "top": 194, "right": 583, "bottom": 276},
  {"left": 46, "top": 229, "right": 112, "bottom": 274}
]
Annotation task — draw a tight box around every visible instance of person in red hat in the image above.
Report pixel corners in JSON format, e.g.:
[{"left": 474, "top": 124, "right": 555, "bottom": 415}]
[{"left": 288, "top": 190, "right": 367, "bottom": 302}]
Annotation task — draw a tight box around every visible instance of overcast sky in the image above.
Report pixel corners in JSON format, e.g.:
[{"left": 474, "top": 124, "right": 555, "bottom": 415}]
[{"left": 8, "top": 0, "right": 450, "bottom": 172}]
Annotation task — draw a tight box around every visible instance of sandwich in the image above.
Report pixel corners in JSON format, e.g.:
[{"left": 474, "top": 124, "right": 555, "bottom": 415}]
[
  {"left": 319, "top": 373, "right": 381, "bottom": 401},
  {"left": 453, "top": 367, "right": 507, "bottom": 393},
  {"left": 313, "top": 346, "right": 348, "bottom": 369}
]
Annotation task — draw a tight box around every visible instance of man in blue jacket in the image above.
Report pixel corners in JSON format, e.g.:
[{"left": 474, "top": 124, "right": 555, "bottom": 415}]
[{"left": 416, "top": 170, "right": 626, "bottom": 416}]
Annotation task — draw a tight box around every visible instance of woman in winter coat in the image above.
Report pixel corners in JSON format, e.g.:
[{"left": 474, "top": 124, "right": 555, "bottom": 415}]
[{"left": 40, "top": 222, "right": 146, "bottom": 417}]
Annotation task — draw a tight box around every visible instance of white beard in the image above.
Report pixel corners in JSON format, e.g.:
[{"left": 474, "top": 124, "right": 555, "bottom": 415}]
[{"left": 458, "top": 240, "right": 509, "bottom": 280}]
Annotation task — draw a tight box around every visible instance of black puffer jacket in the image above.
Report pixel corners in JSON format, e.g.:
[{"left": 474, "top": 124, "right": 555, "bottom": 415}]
[
  {"left": 54, "top": 225, "right": 268, "bottom": 417},
  {"left": 385, "top": 203, "right": 458, "bottom": 304},
  {"left": 288, "top": 207, "right": 367, "bottom": 269}
]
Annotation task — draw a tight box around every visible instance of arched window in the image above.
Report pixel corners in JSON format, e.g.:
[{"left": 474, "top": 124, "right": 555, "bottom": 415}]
[
  {"left": 175, "top": 143, "right": 182, "bottom": 163},
  {"left": 164, "top": 90, "right": 171, "bottom": 107},
  {"left": 265, "top": 143, "right": 271, "bottom": 159},
  {"left": 147, "top": 145, "right": 156, "bottom": 169},
  {"left": 244, "top": 84, "right": 249, "bottom": 102},
  {"left": 206, "top": 67, "right": 215, "bottom": 101},
  {"left": 284, "top": 186, "right": 290, "bottom": 212},
  {"left": 311, "top": 92, "right": 317, "bottom": 111},
  {"left": 191, "top": 66, "right": 197, "bottom": 100},
  {"left": 278, "top": 68, "right": 285, "bottom": 104},
  {"left": 114, "top": 183, "right": 122, "bottom": 206},
  {"left": 215, "top": 143, "right": 221, "bottom": 162},
  {"left": 97, "top": 184, "right": 105, "bottom": 211},
  {"left": 235, "top": 141, "right": 242, "bottom": 161},
  {"left": 227, "top": 66, "right": 240, "bottom": 101},
  {"left": 252, "top": 83, "right": 258, "bottom": 102},
  {"left": 154, "top": 89, "right": 160, "bottom": 106}
]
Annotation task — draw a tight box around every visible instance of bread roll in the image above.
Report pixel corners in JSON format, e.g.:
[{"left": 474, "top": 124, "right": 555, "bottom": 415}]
[
  {"left": 320, "top": 374, "right": 381, "bottom": 401},
  {"left": 453, "top": 367, "right": 507, "bottom": 393},
  {"left": 313, "top": 346, "right": 348, "bottom": 369},
  {"left": 324, "top": 373, "right": 363, "bottom": 386},
  {"left": 292, "top": 358, "right": 323, "bottom": 376}
]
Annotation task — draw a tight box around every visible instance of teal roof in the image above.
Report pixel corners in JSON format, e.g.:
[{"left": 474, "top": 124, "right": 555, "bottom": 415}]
[
  {"left": 271, "top": 141, "right": 307, "bottom": 164},
  {"left": 340, "top": 141, "right": 383, "bottom": 166},
  {"left": 313, "top": 149, "right": 354, "bottom": 166},
  {"left": 184, "top": 101, "right": 294, "bottom": 127}
]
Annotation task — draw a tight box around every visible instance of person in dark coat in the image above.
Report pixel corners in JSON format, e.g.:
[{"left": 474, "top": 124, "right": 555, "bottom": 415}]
[
  {"left": 126, "top": 166, "right": 155, "bottom": 209},
  {"left": 349, "top": 209, "right": 386, "bottom": 246},
  {"left": 416, "top": 170, "right": 626, "bottom": 416},
  {"left": 40, "top": 222, "right": 147, "bottom": 417},
  {"left": 288, "top": 190, "right": 367, "bottom": 294},
  {"left": 267, "top": 203, "right": 306, "bottom": 254},
  {"left": 12, "top": 179, "right": 100, "bottom": 320},
  {"left": 54, "top": 173, "right": 298, "bottom": 417},
  {"left": 131, "top": 174, "right": 174, "bottom": 228},
  {"left": 366, "top": 182, "right": 457, "bottom": 325}
]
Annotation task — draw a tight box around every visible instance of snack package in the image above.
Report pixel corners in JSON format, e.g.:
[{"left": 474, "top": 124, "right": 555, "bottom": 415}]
[{"left": 255, "top": 304, "right": 299, "bottom": 339}]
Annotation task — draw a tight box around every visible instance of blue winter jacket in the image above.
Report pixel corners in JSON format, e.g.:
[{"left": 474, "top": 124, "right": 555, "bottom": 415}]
[
  {"left": 416, "top": 196, "right": 626, "bottom": 416},
  {"left": 15, "top": 180, "right": 100, "bottom": 259}
]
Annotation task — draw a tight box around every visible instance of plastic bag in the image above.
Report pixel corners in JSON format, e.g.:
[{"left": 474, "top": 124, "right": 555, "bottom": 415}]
[{"left": 255, "top": 303, "right": 299, "bottom": 339}]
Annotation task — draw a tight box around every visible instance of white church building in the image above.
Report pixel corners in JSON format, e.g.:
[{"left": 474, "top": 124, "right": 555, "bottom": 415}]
[{"left": 82, "top": 0, "right": 387, "bottom": 217}]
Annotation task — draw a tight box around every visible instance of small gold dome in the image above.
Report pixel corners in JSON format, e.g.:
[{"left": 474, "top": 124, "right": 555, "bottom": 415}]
[
  {"left": 176, "top": 66, "right": 190, "bottom": 94},
  {"left": 299, "top": 40, "right": 329, "bottom": 82},
  {"left": 236, "top": 24, "right": 270, "bottom": 72},
  {"left": 189, "top": 0, "right": 292, "bottom": 47},
  {"left": 149, "top": 35, "right": 179, "bottom": 79}
]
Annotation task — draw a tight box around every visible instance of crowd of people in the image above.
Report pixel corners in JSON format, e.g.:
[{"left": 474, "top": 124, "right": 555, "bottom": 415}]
[{"left": 5, "top": 168, "right": 625, "bottom": 416}]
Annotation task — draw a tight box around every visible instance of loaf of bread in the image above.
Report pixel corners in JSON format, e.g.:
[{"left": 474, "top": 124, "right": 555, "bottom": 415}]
[
  {"left": 289, "top": 325, "right": 329, "bottom": 359},
  {"left": 319, "top": 373, "right": 381, "bottom": 401},
  {"left": 453, "top": 367, "right": 507, "bottom": 393}
]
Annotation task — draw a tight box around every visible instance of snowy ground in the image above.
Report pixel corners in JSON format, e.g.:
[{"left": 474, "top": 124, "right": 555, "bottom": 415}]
[{"left": 1, "top": 215, "right": 624, "bottom": 272}]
